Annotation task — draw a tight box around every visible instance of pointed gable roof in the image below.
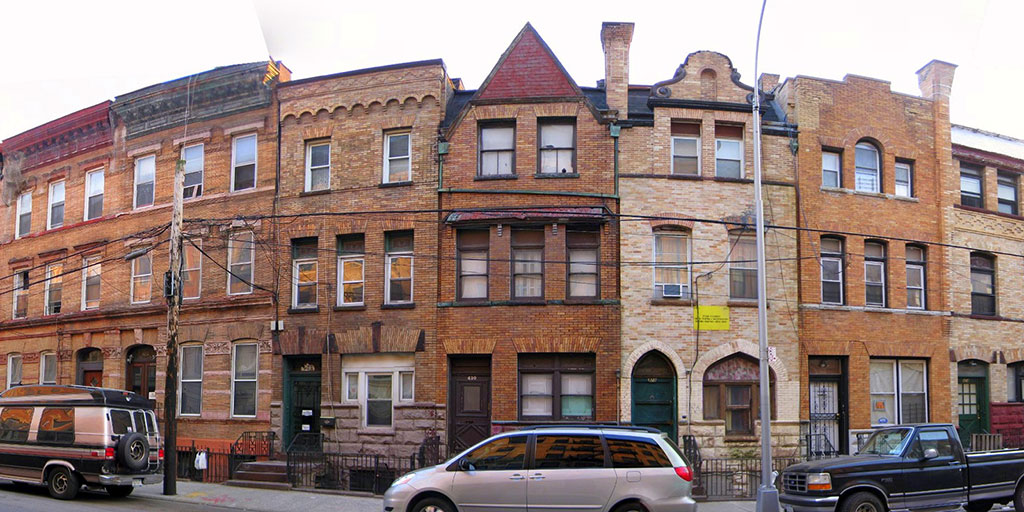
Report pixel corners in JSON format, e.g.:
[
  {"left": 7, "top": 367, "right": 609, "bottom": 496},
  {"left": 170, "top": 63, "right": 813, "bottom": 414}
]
[{"left": 474, "top": 23, "right": 581, "bottom": 101}]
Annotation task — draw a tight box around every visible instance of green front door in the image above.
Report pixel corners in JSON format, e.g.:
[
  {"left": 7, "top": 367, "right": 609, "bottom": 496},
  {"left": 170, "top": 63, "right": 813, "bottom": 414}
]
[
  {"left": 283, "top": 356, "right": 322, "bottom": 448},
  {"left": 631, "top": 351, "right": 677, "bottom": 441},
  {"left": 958, "top": 376, "right": 988, "bottom": 449}
]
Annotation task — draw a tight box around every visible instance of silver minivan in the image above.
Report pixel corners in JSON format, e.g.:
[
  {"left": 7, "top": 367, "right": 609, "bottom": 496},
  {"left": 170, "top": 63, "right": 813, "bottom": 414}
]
[{"left": 383, "top": 425, "right": 697, "bottom": 512}]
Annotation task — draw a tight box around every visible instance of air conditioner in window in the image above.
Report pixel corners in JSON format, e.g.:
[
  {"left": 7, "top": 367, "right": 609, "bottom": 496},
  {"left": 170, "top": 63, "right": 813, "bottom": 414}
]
[{"left": 662, "top": 284, "right": 683, "bottom": 298}]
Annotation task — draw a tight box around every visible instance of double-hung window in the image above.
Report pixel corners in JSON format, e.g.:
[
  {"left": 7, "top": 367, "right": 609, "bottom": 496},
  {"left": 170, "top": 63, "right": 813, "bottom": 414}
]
[
  {"left": 232, "top": 343, "right": 258, "bottom": 417},
  {"left": 39, "top": 352, "right": 57, "bottom": 385},
  {"left": 998, "top": 171, "right": 1018, "bottom": 215},
  {"left": 511, "top": 229, "right": 544, "bottom": 299},
  {"left": 864, "top": 242, "right": 886, "bottom": 307},
  {"left": 337, "top": 235, "right": 365, "bottom": 306},
  {"left": 47, "top": 181, "right": 64, "bottom": 230},
  {"left": 960, "top": 163, "right": 983, "bottom": 208},
  {"left": 715, "top": 125, "right": 743, "bottom": 178},
  {"left": 671, "top": 122, "right": 700, "bottom": 175},
  {"left": 13, "top": 270, "right": 29, "bottom": 319},
  {"left": 538, "top": 121, "right": 575, "bottom": 174},
  {"left": 182, "top": 144, "right": 204, "bottom": 199},
  {"left": 457, "top": 229, "right": 489, "bottom": 300},
  {"left": 822, "top": 150, "right": 841, "bottom": 188},
  {"left": 855, "top": 142, "right": 880, "bottom": 193},
  {"left": 870, "top": 359, "right": 927, "bottom": 425},
  {"left": 906, "top": 246, "right": 926, "bottom": 310},
  {"left": 228, "top": 231, "right": 254, "bottom": 295},
  {"left": 730, "top": 232, "right": 757, "bottom": 299},
  {"left": 653, "top": 231, "right": 689, "bottom": 299},
  {"left": 6, "top": 354, "right": 22, "bottom": 389},
  {"left": 305, "top": 141, "right": 330, "bottom": 192},
  {"left": 231, "top": 134, "right": 257, "bottom": 191},
  {"left": 16, "top": 192, "right": 31, "bottom": 238},
  {"left": 970, "top": 253, "right": 996, "bottom": 316},
  {"left": 479, "top": 124, "right": 514, "bottom": 176},
  {"left": 82, "top": 256, "right": 101, "bottom": 310},
  {"left": 131, "top": 253, "right": 152, "bottom": 304},
  {"left": 182, "top": 241, "right": 201, "bottom": 300},
  {"left": 384, "top": 132, "right": 411, "bottom": 183},
  {"left": 44, "top": 263, "right": 62, "bottom": 315},
  {"left": 179, "top": 345, "right": 203, "bottom": 416},
  {"left": 567, "top": 228, "right": 599, "bottom": 298},
  {"left": 84, "top": 169, "right": 104, "bottom": 220},
  {"left": 519, "top": 354, "right": 595, "bottom": 421},
  {"left": 134, "top": 155, "right": 155, "bottom": 209},
  {"left": 385, "top": 231, "right": 414, "bottom": 304},
  {"left": 895, "top": 161, "right": 913, "bottom": 198},
  {"left": 291, "top": 238, "right": 318, "bottom": 309},
  {"left": 820, "top": 237, "right": 844, "bottom": 305}
]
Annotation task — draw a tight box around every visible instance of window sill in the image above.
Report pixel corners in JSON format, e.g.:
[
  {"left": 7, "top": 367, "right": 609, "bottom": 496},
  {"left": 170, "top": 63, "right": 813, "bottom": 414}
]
[
  {"left": 727, "top": 299, "right": 765, "bottom": 308},
  {"left": 288, "top": 306, "right": 320, "bottom": 314},
  {"left": 955, "top": 203, "right": 1024, "bottom": 220},
  {"left": 299, "top": 189, "right": 331, "bottom": 197},
  {"left": 724, "top": 435, "right": 759, "bottom": 443},
  {"left": 667, "top": 173, "right": 702, "bottom": 180},
  {"left": 508, "top": 299, "right": 547, "bottom": 306},
  {"left": 534, "top": 173, "right": 579, "bottom": 179},
  {"left": 333, "top": 304, "right": 366, "bottom": 311},
  {"left": 561, "top": 298, "right": 606, "bottom": 305},
  {"left": 474, "top": 174, "right": 517, "bottom": 181},
  {"left": 712, "top": 176, "right": 747, "bottom": 183},
  {"left": 379, "top": 180, "right": 413, "bottom": 188},
  {"left": 381, "top": 302, "right": 415, "bottom": 310},
  {"left": 650, "top": 298, "right": 693, "bottom": 307},
  {"left": 356, "top": 427, "right": 396, "bottom": 436},
  {"left": 819, "top": 186, "right": 920, "bottom": 202}
]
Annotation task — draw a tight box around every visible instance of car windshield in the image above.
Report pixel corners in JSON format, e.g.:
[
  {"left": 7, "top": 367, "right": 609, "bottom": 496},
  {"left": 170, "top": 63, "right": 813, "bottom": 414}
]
[{"left": 859, "top": 428, "right": 913, "bottom": 455}]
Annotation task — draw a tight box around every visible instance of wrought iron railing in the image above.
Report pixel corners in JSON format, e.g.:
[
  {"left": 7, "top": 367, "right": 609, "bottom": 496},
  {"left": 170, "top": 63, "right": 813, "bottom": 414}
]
[
  {"left": 693, "top": 457, "right": 803, "bottom": 501},
  {"left": 176, "top": 442, "right": 232, "bottom": 483},
  {"left": 228, "top": 431, "right": 277, "bottom": 478}
]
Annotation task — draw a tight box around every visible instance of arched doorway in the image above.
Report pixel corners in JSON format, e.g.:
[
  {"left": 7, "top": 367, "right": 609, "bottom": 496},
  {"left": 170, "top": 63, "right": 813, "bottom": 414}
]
[
  {"left": 126, "top": 345, "right": 156, "bottom": 399},
  {"left": 76, "top": 348, "right": 103, "bottom": 387},
  {"left": 631, "top": 351, "right": 677, "bottom": 440},
  {"left": 958, "top": 359, "right": 989, "bottom": 449}
]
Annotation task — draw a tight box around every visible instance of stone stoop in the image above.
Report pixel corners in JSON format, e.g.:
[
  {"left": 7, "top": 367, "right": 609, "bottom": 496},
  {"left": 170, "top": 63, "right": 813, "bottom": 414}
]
[{"left": 224, "top": 460, "right": 292, "bottom": 491}]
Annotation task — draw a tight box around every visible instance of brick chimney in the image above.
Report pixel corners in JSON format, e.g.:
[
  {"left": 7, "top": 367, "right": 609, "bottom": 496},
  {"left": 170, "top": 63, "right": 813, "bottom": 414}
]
[
  {"left": 916, "top": 60, "right": 957, "bottom": 101},
  {"left": 601, "top": 22, "right": 634, "bottom": 120}
]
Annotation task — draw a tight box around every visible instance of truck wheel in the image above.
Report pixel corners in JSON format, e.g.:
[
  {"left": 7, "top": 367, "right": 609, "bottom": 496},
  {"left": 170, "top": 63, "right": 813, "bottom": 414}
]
[
  {"left": 46, "top": 466, "right": 80, "bottom": 500},
  {"left": 966, "top": 501, "right": 993, "bottom": 512},
  {"left": 841, "top": 492, "right": 885, "bottom": 512}
]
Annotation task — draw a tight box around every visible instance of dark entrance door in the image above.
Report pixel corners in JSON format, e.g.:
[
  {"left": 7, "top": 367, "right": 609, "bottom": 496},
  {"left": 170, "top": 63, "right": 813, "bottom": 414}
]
[
  {"left": 631, "top": 351, "right": 677, "bottom": 441},
  {"left": 957, "top": 360, "right": 989, "bottom": 450},
  {"left": 126, "top": 345, "right": 157, "bottom": 400},
  {"left": 808, "top": 357, "right": 848, "bottom": 456},
  {"left": 449, "top": 356, "right": 491, "bottom": 453},
  {"left": 77, "top": 348, "right": 103, "bottom": 387},
  {"left": 284, "top": 356, "right": 322, "bottom": 448}
]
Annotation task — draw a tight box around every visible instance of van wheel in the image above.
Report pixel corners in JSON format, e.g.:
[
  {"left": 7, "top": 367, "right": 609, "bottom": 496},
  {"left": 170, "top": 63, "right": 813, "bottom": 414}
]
[
  {"left": 612, "top": 502, "right": 649, "bottom": 512},
  {"left": 106, "top": 485, "right": 134, "bottom": 498},
  {"left": 411, "top": 497, "right": 455, "bottom": 512},
  {"left": 840, "top": 492, "right": 884, "bottom": 512},
  {"left": 46, "top": 466, "right": 80, "bottom": 500},
  {"left": 966, "top": 501, "right": 993, "bottom": 512}
]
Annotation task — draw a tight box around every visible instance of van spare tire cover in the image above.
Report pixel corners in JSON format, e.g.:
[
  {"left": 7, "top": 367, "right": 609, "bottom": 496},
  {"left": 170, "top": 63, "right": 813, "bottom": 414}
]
[{"left": 117, "top": 432, "right": 149, "bottom": 471}]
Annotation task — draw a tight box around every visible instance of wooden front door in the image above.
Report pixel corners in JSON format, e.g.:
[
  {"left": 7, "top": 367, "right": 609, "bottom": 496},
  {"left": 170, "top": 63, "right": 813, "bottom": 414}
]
[
  {"left": 82, "top": 370, "right": 102, "bottom": 387},
  {"left": 958, "top": 376, "right": 988, "bottom": 448},
  {"left": 126, "top": 345, "right": 157, "bottom": 400},
  {"left": 449, "top": 356, "right": 491, "bottom": 453}
]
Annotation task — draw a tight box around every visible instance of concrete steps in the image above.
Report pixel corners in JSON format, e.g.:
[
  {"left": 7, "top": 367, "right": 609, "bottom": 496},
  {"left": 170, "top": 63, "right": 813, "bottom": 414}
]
[{"left": 223, "top": 461, "right": 291, "bottom": 490}]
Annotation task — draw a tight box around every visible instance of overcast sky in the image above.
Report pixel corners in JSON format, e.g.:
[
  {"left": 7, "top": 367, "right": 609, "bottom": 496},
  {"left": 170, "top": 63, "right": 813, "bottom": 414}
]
[{"left": 1, "top": 0, "right": 1021, "bottom": 141}]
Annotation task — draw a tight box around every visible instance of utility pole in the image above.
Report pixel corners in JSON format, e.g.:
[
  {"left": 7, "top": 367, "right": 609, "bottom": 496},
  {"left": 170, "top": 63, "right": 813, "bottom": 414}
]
[
  {"left": 752, "top": 2, "right": 779, "bottom": 512},
  {"left": 163, "top": 155, "right": 184, "bottom": 495}
]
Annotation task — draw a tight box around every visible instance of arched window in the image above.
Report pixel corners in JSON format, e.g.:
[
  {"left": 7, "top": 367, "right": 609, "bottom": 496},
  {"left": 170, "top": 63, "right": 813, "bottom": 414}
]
[
  {"left": 76, "top": 348, "right": 103, "bottom": 387},
  {"left": 854, "top": 142, "right": 880, "bottom": 193},
  {"left": 970, "top": 253, "right": 996, "bottom": 316},
  {"left": 703, "top": 354, "right": 775, "bottom": 435}
]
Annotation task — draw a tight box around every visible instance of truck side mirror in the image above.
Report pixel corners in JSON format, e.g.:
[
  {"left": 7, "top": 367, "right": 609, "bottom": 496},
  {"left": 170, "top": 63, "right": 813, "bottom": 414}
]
[{"left": 923, "top": 448, "right": 939, "bottom": 460}]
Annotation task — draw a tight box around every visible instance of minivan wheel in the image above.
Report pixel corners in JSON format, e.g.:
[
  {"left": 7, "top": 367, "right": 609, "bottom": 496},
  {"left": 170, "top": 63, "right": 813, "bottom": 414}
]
[
  {"left": 612, "top": 502, "right": 649, "bottom": 512},
  {"left": 412, "top": 496, "right": 455, "bottom": 512},
  {"left": 46, "top": 466, "right": 80, "bottom": 500},
  {"left": 106, "top": 485, "right": 134, "bottom": 498},
  {"left": 840, "top": 492, "right": 884, "bottom": 512}
]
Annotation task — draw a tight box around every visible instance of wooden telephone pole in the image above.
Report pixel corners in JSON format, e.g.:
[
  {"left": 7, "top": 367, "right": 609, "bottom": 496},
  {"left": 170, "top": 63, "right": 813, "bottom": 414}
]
[{"left": 163, "top": 156, "right": 184, "bottom": 495}]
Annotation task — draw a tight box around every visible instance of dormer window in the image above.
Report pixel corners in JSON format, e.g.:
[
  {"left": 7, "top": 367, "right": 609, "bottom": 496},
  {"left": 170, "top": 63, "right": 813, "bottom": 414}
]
[{"left": 479, "top": 123, "right": 515, "bottom": 176}]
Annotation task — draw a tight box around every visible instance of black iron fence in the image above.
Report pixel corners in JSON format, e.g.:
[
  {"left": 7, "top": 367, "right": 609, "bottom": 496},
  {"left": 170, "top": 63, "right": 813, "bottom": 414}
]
[
  {"left": 176, "top": 442, "right": 232, "bottom": 483},
  {"left": 692, "top": 457, "right": 803, "bottom": 501},
  {"left": 229, "top": 431, "right": 277, "bottom": 478}
]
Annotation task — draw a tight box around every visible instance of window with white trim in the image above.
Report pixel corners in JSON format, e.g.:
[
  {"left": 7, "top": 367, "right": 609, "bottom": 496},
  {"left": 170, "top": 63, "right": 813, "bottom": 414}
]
[
  {"left": 341, "top": 354, "right": 414, "bottom": 428},
  {"left": 671, "top": 122, "right": 700, "bottom": 175},
  {"left": 13, "top": 270, "right": 29, "bottom": 319},
  {"left": 131, "top": 253, "right": 152, "bottom": 304},
  {"left": 854, "top": 142, "right": 880, "bottom": 193},
  {"left": 6, "top": 353, "right": 22, "bottom": 389},
  {"left": 895, "top": 161, "right": 913, "bottom": 198},
  {"left": 182, "top": 241, "right": 201, "bottom": 300},
  {"left": 45, "top": 263, "right": 63, "bottom": 315},
  {"left": 182, "top": 143, "right": 204, "bottom": 199},
  {"left": 385, "top": 231, "right": 413, "bottom": 304},
  {"left": 906, "top": 246, "right": 926, "bottom": 310},
  {"left": 232, "top": 343, "right": 258, "bottom": 417},
  {"left": 822, "top": 150, "right": 841, "bottom": 188},
  {"left": 384, "top": 132, "right": 411, "bottom": 183},
  {"left": 870, "top": 359, "right": 927, "bottom": 425},
  {"left": 729, "top": 232, "right": 757, "bottom": 299},
  {"left": 40, "top": 352, "right": 57, "bottom": 385},
  {"left": 179, "top": 345, "right": 203, "bottom": 416},
  {"left": 231, "top": 134, "right": 257, "bottom": 191},
  {"left": 85, "top": 169, "right": 104, "bottom": 220},
  {"left": 305, "top": 141, "right": 330, "bottom": 192},
  {"left": 292, "top": 238, "right": 318, "bottom": 309},
  {"left": 653, "top": 231, "right": 690, "bottom": 299},
  {"left": 228, "top": 231, "right": 254, "bottom": 295},
  {"left": 864, "top": 242, "right": 886, "bottom": 307},
  {"left": 82, "top": 256, "right": 101, "bottom": 310},
  {"left": 48, "top": 181, "right": 65, "bottom": 230},
  {"left": 337, "top": 234, "right": 365, "bottom": 306},
  {"left": 16, "top": 192, "right": 31, "bottom": 238},
  {"left": 821, "top": 237, "right": 844, "bottom": 305},
  {"left": 134, "top": 155, "right": 155, "bottom": 209}
]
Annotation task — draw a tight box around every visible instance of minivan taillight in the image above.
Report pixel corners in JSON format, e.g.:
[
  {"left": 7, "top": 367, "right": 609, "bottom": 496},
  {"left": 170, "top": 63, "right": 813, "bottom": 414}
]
[
  {"left": 674, "top": 466, "right": 693, "bottom": 481},
  {"left": 104, "top": 447, "right": 115, "bottom": 460}
]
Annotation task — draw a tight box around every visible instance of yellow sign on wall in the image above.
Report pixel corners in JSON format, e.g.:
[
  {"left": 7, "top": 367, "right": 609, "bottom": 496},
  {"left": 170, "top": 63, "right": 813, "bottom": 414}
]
[{"left": 693, "top": 306, "right": 730, "bottom": 330}]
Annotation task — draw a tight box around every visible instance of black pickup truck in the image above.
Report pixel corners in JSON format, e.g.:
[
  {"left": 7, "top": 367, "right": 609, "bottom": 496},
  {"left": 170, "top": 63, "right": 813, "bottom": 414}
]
[{"left": 780, "top": 424, "right": 1024, "bottom": 512}]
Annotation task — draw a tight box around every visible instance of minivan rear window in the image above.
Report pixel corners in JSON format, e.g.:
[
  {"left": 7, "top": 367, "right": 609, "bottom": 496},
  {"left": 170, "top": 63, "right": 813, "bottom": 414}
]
[
  {"left": 110, "top": 410, "right": 133, "bottom": 434},
  {"left": 607, "top": 435, "right": 672, "bottom": 468},
  {"left": 534, "top": 435, "right": 605, "bottom": 469}
]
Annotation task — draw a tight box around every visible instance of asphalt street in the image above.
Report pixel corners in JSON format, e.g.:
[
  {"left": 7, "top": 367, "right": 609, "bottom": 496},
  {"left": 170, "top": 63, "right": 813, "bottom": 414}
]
[{"left": 0, "top": 481, "right": 226, "bottom": 512}]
